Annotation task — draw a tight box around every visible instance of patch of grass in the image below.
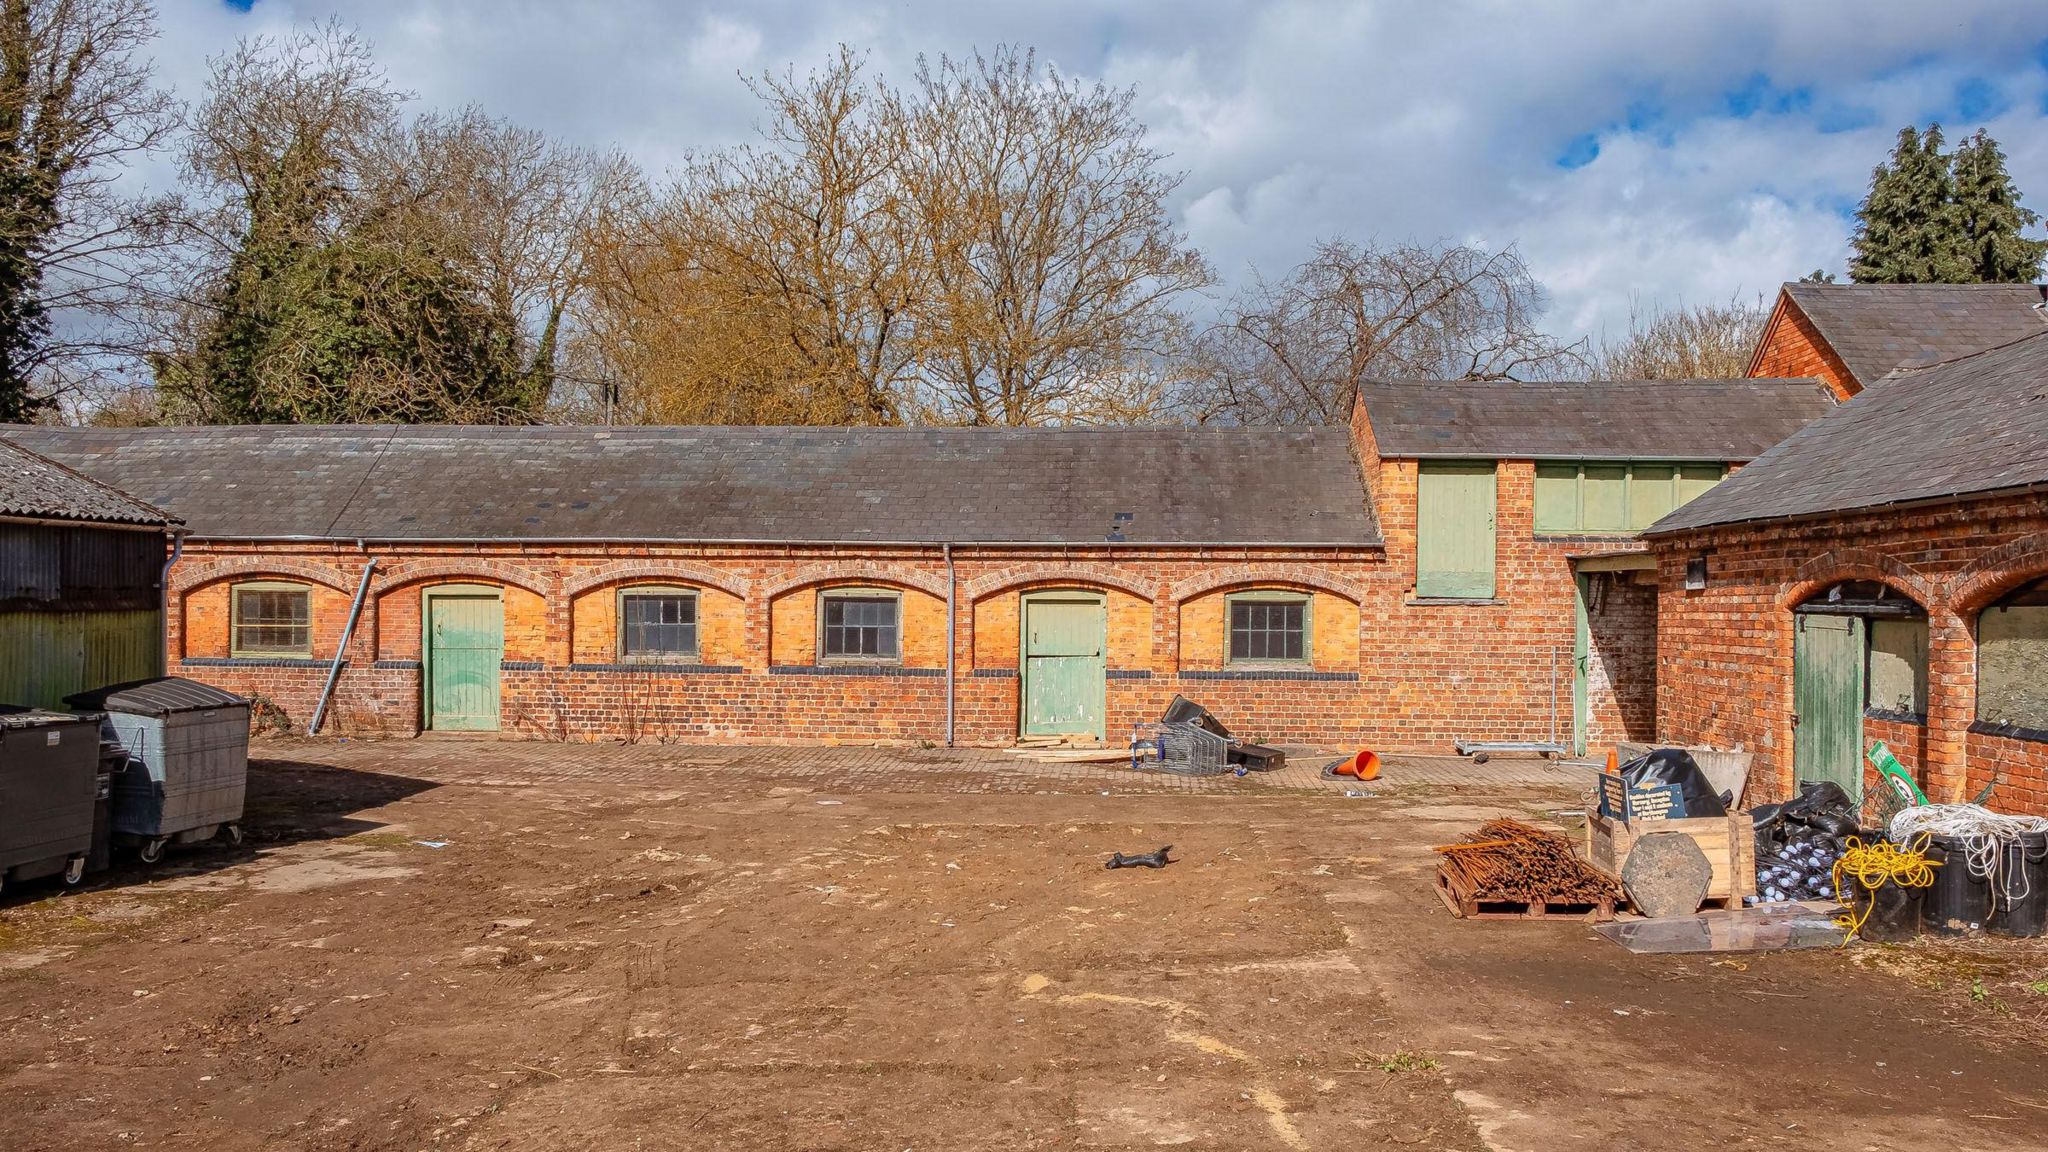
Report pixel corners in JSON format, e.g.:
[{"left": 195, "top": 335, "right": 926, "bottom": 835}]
[
  {"left": 2027, "top": 980, "right": 2048, "bottom": 997},
  {"left": 344, "top": 831, "right": 424, "bottom": 850},
  {"left": 1369, "top": 1051, "right": 1442, "bottom": 1074}
]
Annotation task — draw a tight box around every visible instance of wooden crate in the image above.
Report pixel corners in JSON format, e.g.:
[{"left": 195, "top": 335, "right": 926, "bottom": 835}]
[{"left": 1585, "top": 808, "right": 1757, "bottom": 904}]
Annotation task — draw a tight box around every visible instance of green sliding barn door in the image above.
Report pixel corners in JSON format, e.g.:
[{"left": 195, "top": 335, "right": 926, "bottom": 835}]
[
  {"left": 1021, "top": 595, "right": 1106, "bottom": 739},
  {"left": 1793, "top": 613, "right": 1863, "bottom": 804},
  {"left": 426, "top": 591, "right": 503, "bottom": 731},
  {"left": 1416, "top": 462, "right": 1497, "bottom": 598}
]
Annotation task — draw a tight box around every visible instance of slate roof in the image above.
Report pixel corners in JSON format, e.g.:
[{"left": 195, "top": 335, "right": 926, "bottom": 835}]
[
  {"left": 1648, "top": 329, "right": 2048, "bottom": 536},
  {"left": 1779, "top": 282, "right": 2048, "bottom": 389},
  {"left": 2, "top": 424, "right": 1380, "bottom": 546},
  {"left": 1355, "top": 378, "right": 1834, "bottom": 461},
  {"left": 0, "top": 436, "right": 175, "bottom": 528}
]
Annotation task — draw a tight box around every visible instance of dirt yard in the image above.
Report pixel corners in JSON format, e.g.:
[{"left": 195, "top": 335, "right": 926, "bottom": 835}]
[{"left": 2, "top": 740, "right": 2046, "bottom": 1151}]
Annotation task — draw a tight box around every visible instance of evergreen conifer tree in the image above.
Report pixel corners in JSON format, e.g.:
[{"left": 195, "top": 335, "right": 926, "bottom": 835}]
[
  {"left": 1850, "top": 125, "right": 1970, "bottom": 282},
  {"left": 1950, "top": 129, "right": 2048, "bottom": 282}
]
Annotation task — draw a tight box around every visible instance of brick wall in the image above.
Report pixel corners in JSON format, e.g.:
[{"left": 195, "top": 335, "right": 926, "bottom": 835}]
[
  {"left": 1358, "top": 456, "right": 1656, "bottom": 751},
  {"left": 164, "top": 542, "right": 1406, "bottom": 745},
  {"left": 156, "top": 451, "right": 1673, "bottom": 752},
  {"left": 1750, "top": 296, "right": 1860, "bottom": 400},
  {"left": 1652, "top": 495, "right": 2048, "bottom": 815}
]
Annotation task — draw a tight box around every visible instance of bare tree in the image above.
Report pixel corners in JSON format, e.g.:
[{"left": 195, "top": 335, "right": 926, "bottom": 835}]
[
  {"left": 367, "top": 108, "right": 637, "bottom": 401},
  {"left": 0, "top": 0, "right": 177, "bottom": 420},
  {"left": 1188, "top": 240, "right": 1587, "bottom": 425},
  {"left": 584, "top": 44, "right": 1212, "bottom": 427},
  {"left": 894, "top": 48, "right": 1211, "bottom": 425},
  {"left": 1593, "top": 296, "right": 1770, "bottom": 380},
  {"left": 590, "top": 48, "right": 921, "bottom": 426}
]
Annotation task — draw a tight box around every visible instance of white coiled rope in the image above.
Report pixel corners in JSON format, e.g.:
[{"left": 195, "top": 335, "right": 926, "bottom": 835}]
[{"left": 1890, "top": 804, "right": 2048, "bottom": 902}]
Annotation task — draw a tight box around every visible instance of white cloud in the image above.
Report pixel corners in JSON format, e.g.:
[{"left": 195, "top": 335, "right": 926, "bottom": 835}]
[{"left": 148, "top": 0, "right": 2048, "bottom": 346}]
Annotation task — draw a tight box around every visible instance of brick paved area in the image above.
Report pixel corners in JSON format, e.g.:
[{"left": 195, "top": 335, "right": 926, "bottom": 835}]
[{"left": 263, "top": 735, "right": 1600, "bottom": 796}]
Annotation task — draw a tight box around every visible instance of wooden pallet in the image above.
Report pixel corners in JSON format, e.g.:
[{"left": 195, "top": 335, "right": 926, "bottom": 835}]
[{"left": 1434, "top": 872, "right": 1617, "bottom": 922}]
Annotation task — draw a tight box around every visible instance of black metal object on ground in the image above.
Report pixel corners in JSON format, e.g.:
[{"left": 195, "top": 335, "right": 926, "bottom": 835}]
[{"left": 1106, "top": 845, "right": 1173, "bottom": 870}]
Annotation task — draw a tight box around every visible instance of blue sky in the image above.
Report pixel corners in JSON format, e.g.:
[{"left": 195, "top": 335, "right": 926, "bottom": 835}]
[{"left": 156, "top": 0, "right": 2048, "bottom": 344}]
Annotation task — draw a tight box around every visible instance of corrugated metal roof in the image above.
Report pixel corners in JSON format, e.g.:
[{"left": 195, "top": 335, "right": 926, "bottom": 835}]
[
  {"left": 6, "top": 424, "right": 1381, "bottom": 547},
  {"left": 0, "top": 436, "right": 175, "bottom": 527},
  {"left": 1784, "top": 282, "right": 2048, "bottom": 390},
  {"left": 1356, "top": 378, "right": 1834, "bottom": 461},
  {"left": 1647, "top": 329, "right": 2048, "bottom": 536}
]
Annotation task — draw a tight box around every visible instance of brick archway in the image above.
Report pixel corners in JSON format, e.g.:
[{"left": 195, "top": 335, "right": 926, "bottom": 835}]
[
  {"left": 171, "top": 556, "right": 358, "bottom": 596},
  {"left": 1167, "top": 563, "right": 1365, "bottom": 605},
  {"left": 1947, "top": 533, "right": 2048, "bottom": 616},
  {"left": 1777, "top": 548, "right": 1940, "bottom": 613},
  {"left": 961, "top": 563, "right": 1159, "bottom": 604},
  {"left": 561, "top": 561, "right": 751, "bottom": 600},
  {"left": 757, "top": 562, "right": 951, "bottom": 602},
  {"left": 371, "top": 558, "right": 555, "bottom": 599}
]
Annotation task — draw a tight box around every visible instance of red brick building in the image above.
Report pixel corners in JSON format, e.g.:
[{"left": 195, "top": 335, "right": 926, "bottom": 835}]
[
  {"left": 1652, "top": 330, "right": 2048, "bottom": 815},
  {"left": 1747, "top": 281, "right": 2047, "bottom": 400},
  {"left": 11, "top": 382, "right": 1822, "bottom": 750}
]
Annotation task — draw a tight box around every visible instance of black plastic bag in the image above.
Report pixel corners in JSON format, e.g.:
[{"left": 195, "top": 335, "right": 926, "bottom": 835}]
[
  {"left": 1781, "top": 780, "right": 1853, "bottom": 820},
  {"left": 1618, "top": 748, "right": 1728, "bottom": 818}
]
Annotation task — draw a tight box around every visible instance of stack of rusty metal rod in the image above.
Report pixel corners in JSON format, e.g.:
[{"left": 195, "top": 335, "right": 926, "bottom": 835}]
[{"left": 1433, "top": 819, "right": 1620, "bottom": 903}]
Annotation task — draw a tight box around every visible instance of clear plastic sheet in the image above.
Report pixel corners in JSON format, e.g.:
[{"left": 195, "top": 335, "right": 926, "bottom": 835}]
[{"left": 1593, "top": 901, "right": 1847, "bottom": 953}]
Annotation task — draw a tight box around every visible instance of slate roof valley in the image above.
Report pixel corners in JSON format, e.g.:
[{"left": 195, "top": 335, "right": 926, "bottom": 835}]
[
  {"left": 3, "top": 424, "right": 1381, "bottom": 547},
  {"left": 1650, "top": 329, "right": 2048, "bottom": 535}
]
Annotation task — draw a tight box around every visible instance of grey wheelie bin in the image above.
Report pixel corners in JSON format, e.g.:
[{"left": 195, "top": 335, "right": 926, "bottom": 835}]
[
  {"left": 0, "top": 709, "right": 102, "bottom": 892},
  {"left": 66, "top": 678, "right": 249, "bottom": 862}
]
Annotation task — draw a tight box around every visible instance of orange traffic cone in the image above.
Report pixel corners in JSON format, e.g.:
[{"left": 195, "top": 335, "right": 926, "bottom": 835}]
[{"left": 1333, "top": 749, "right": 1381, "bottom": 781}]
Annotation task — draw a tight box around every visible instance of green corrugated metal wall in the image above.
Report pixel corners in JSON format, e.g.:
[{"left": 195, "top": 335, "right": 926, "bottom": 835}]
[{"left": 0, "top": 609, "right": 162, "bottom": 710}]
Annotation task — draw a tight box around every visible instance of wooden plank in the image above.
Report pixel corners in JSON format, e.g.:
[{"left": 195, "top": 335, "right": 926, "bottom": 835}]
[{"left": 1007, "top": 747, "right": 1127, "bottom": 763}]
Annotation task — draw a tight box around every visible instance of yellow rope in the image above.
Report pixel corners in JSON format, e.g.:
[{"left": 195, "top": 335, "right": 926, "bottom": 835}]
[{"left": 1831, "top": 835, "right": 1939, "bottom": 943}]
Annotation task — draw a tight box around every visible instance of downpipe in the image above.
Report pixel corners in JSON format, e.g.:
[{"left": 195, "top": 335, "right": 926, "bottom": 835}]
[
  {"left": 309, "top": 559, "right": 379, "bottom": 736},
  {"left": 158, "top": 529, "right": 186, "bottom": 677},
  {"left": 944, "top": 542, "right": 956, "bottom": 748}
]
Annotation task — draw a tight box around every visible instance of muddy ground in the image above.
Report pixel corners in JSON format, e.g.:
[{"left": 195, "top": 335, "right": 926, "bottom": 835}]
[{"left": 1, "top": 740, "right": 2046, "bottom": 1151}]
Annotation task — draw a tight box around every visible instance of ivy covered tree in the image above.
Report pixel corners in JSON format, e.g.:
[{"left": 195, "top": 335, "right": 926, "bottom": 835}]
[
  {"left": 152, "top": 25, "right": 617, "bottom": 424},
  {"left": 1850, "top": 124, "right": 2047, "bottom": 284}
]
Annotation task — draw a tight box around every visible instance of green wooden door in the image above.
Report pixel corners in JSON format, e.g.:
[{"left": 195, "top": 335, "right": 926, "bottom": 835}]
[
  {"left": 1417, "top": 462, "right": 1497, "bottom": 598},
  {"left": 427, "top": 592, "right": 503, "bottom": 731},
  {"left": 1022, "top": 596, "right": 1105, "bottom": 738},
  {"left": 1793, "top": 613, "right": 1863, "bottom": 803}
]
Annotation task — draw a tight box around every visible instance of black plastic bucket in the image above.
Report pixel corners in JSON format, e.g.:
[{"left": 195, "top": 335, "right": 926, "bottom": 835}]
[
  {"left": 1920, "top": 835, "right": 1991, "bottom": 936},
  {"left": 1842, "top": 876, "right": 1922, "bottom": 942},
  {"left": 1988, "top": 831, "right": 2048, "bottom": 938}
]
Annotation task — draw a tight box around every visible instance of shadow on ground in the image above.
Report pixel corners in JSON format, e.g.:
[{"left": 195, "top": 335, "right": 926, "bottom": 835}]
[{"left": 1, "top": 759, "right": 439, "bottom": 906}]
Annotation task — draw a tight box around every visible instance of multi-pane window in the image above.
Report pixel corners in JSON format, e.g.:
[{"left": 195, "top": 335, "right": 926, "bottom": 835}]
[
  {"left": 231, "top": 582, "right": 312, "bottom": 657},
  {"left": 1534, "top": 462, "right": 1726, "bottom": 533},
  {"left": 619, "top": 590, "right": 698, "bottom": 661},
  {"left": 1228, "top": 596, "right": 1308, "bottom": 663},
  {"left": 1979, "top": 578, "right": 2048, "bottom": 735},
  {"left": 821, "top": 592, "right": 900, "bottom": 660}
]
